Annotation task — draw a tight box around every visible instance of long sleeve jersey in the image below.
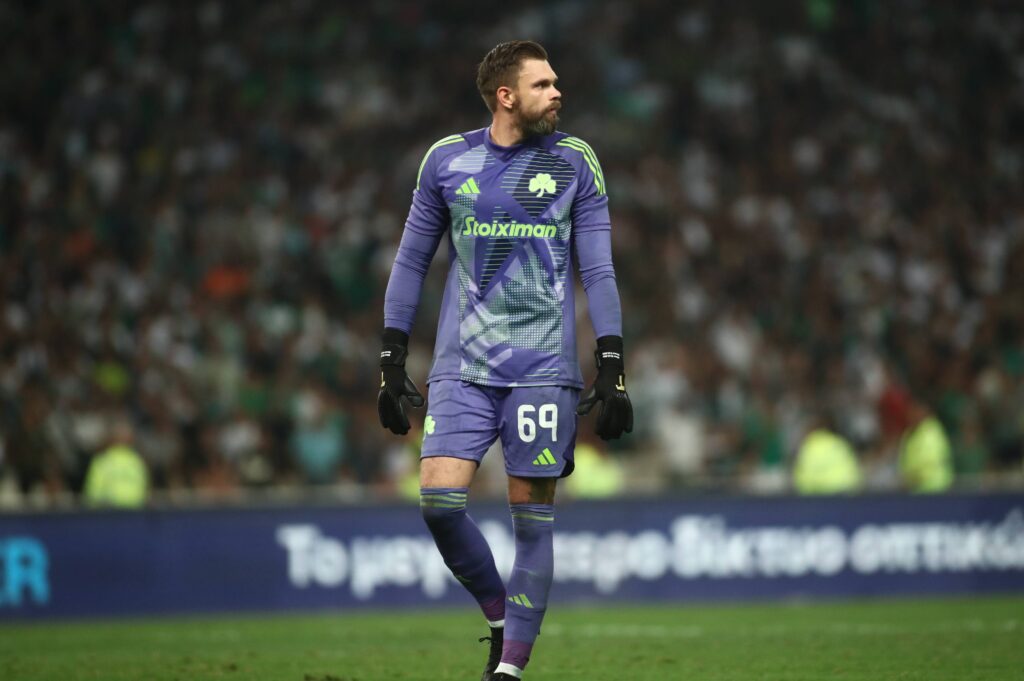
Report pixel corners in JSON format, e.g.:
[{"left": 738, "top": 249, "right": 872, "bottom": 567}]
[{"left": 384, "top": 127, "right": 622, "bottom": 389}]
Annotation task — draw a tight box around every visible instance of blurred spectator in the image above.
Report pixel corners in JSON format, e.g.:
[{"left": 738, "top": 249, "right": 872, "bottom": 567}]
[
  {"left": 83, "top": 418, "right": 148, "bottom": 508},
  {"left": 565, "top": 433, "right": 626, "bottom": 499},
  {"left": 899, "top": 400, "right": 954, "bottom": 494},
  {"left": 3, "top": 379, "right": 65, "bottom": 501},
  {"left": 793, "top": 420, "right": 862, "bottom": 495},
  {"left": 953, "top": 408, "right": 991, "bottom": 480},
  {"left": 289, "top": 381, "right": 348, "bottom": 485}
]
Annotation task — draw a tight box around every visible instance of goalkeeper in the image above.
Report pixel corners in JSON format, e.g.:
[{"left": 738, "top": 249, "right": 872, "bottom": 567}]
[{"left": 378, "top": 40, "right": 632, "bottom": 681}]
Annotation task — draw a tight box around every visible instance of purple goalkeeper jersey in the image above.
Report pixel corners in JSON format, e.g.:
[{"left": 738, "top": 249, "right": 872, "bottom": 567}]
[{"left": 384, "top": 127, "right": 622, "bottom": 388}]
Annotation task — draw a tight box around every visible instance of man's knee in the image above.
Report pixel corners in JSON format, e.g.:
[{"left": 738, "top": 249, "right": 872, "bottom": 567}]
[
  {"left": 420, "top": 487, "right": 469, "bottom": 531},
  {"left": 508, "top": 476, "right": 557, "bottom": 505}
]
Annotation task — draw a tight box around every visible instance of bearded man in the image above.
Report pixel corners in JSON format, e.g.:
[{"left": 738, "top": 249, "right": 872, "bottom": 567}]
[{"left": 378, "top": 40, "right": 633, "bottom": 681}]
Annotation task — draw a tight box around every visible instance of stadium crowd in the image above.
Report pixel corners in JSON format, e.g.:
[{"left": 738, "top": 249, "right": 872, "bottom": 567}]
[{"left": 1, "top": 0, "right": 1022, "bottom": 506}]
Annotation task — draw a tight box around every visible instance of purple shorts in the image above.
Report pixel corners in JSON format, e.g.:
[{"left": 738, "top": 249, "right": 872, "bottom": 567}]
[{"left": 421, "top": 379, "right": 580, "bottom": 478}]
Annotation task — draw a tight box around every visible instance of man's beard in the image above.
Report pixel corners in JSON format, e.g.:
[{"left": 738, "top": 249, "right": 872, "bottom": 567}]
[{"left": 515, "top": 103, "right": 559, "bottom": 138}]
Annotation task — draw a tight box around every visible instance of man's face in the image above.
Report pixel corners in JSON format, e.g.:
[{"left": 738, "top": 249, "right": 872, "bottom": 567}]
[{"left": 511, "top": 58, "right": 561, "bottom": 137}]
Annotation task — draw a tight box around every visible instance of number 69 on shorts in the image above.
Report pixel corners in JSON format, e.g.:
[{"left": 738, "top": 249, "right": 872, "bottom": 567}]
[{"left": 517, "top": 403, "right": 558, "bottom": 442}]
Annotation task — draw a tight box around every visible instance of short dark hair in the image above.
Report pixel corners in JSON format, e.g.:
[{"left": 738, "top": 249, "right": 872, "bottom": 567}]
[{"left": 476, "top": 40, "right": 549, "bottom": 113}]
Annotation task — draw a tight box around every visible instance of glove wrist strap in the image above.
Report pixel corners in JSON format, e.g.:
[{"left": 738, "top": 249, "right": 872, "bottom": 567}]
[
  {"left": 594, "top": 335, "right": 624, "bottom": 371},
  {"left": 381, "top": 345, "right": 408, "bottom": 367},
  {"left": 381, "top": 327, "right": 410, "bottom": 367}
]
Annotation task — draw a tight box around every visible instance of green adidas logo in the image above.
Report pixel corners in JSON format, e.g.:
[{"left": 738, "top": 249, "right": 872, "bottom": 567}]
[
  {"left": 455, "top": 177, "right": 480, "bottom": 195},
  {"left": 532, "top": 448, "right": 557, "bottom": 466},
  {"left": 508, "top": 593, "right": 534, "bottom": 608}
]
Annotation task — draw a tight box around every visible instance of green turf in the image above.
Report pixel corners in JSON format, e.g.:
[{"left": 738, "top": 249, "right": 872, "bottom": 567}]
[{"left": 1, "top": 596, "right": 1022, "bottom": 680}]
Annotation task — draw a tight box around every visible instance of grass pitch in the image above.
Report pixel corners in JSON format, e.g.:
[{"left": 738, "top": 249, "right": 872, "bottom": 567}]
[{"left": 2, "top": 596, "right": 1022, "bottom": 680}]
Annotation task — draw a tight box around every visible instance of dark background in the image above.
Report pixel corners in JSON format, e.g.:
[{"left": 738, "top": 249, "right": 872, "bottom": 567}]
[{"left": 1, "top": 0, "right": 1022, "bottom": 505}]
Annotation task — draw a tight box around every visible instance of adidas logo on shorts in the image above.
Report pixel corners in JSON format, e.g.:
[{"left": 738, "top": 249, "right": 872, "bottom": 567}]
[{"left": 532, "top": 448, "right": 557, "bottom": 466}]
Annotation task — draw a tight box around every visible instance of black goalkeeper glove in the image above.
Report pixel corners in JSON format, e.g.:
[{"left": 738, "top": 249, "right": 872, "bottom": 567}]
[
  {"left": 576, "top": 335, "right": 634, "bottom": 440},
  {"left": 377, "top": 327, "right": 425, "bottom": 435}
]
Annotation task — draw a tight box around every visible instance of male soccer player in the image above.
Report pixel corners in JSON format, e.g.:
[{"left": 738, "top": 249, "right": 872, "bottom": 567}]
[{"left": 378, "top": 40, "right": 632, "bottom": 680}]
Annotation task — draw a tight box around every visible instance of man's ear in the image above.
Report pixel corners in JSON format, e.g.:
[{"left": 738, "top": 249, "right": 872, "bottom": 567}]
[{"left": 496, "top": 85, "right": 516, "bottom": 112}]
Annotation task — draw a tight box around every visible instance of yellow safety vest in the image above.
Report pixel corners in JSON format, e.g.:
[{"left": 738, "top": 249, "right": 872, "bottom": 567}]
[
  {"left": 84, "top": 445, "right": 149, "bottom": 508},
  {"left": 900, "top": 417, "right": 953, "bottom": 493},
  {"left": 565, "top": 444, "right": 625, "bottom": 498},
  {"left": 793, "top": 429, "right": 861, "bottom": 494}
]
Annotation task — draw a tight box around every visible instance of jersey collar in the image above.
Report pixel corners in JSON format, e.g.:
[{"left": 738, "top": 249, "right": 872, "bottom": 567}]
[{"left": 484, "top": 126, "right": 545, "bottom": 161}]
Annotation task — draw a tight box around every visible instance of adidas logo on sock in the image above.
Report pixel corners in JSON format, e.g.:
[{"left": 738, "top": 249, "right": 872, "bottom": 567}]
[
  {"left": 455, "top": 177, "right": 480, "bottom": 195},
  {"left": 508, "top": 593, "right": 534, "bottom": 608},
  {"left": 532, "top": 448, "right": 557, "bottom": 466}
]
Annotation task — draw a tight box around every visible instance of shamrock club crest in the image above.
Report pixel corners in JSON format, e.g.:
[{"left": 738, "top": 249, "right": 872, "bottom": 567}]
[{"left": 528, "top": 172, "right": 557, "bottom": 198}]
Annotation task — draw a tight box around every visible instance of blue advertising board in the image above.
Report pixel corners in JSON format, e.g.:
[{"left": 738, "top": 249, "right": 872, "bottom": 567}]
[{"left": 1, "top": 493, "right": 1023, "bottom": 620}]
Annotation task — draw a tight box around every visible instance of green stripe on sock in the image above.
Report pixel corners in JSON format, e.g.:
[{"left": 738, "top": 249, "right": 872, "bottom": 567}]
[
  {"left": 511, "top": 513, "right": 554, "bottom": 523},
  {"left": 519, "top": 593, "right": 534, "bottom": 609},
  {"left": 419, "top": 501, "right": 466, "bottom": 509}
]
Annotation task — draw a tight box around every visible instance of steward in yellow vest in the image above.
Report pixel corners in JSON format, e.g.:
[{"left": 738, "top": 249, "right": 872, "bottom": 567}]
[
  {"left": 84, "top": 422, "right": 148, "bottom": 508},
  {"left": 793, "top": 428, "right": 861, "bottom": 494}
]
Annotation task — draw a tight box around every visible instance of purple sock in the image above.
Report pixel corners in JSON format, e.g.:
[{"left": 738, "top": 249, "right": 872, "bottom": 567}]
[
  {"left": 502, "top": 503, "right": 555, "bottom": 670},
  {"left": 420, "top": 487, "right": 506, "bottom": 622}
]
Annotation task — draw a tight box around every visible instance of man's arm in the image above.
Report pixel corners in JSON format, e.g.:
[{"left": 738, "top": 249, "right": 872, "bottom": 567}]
[
  {"left": 383, "top": 139, "right": 455, "bottom": 333},
  {"left": 378, "top": 138, "right": 455, "bottom": 435},
  {"left": 566, "top": 138, "right": 633, "bottom": 440},
  {"left": 575, "top": 227, "right": 622, "bottom": 340}
]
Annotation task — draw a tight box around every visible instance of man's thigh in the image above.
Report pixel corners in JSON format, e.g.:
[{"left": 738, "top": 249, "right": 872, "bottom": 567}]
[
  {"left": 498, "top": 385, "right": 580, "bottom": 479},
  {"left": 420, "top": 380, "right": 499, "bottom": 487},
  {"left": 421, "top": 456, "right": 478, "bottom": 488}
]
